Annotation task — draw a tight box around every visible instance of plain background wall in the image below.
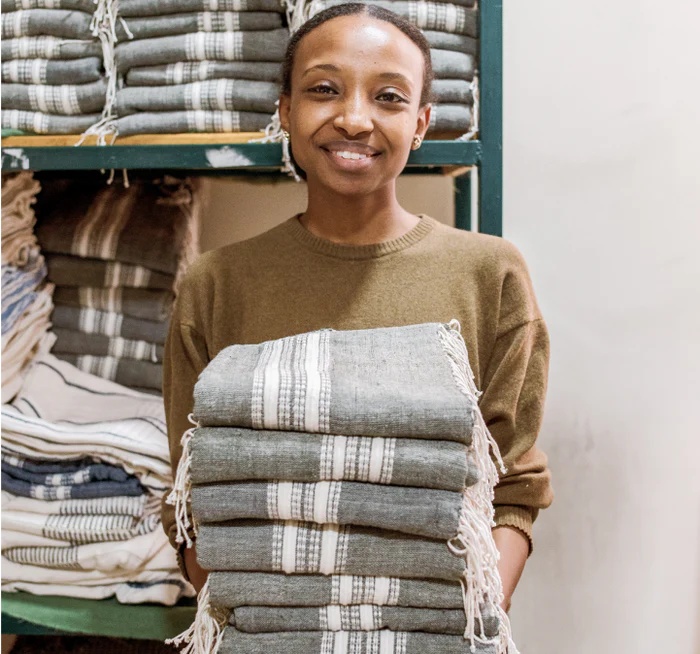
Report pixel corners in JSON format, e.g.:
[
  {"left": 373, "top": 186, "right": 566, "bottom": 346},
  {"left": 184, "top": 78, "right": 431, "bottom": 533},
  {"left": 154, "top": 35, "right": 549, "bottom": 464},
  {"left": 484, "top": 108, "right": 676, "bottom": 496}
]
[{"left": 196, "top": 1, "right": 700, "bottom": 652}]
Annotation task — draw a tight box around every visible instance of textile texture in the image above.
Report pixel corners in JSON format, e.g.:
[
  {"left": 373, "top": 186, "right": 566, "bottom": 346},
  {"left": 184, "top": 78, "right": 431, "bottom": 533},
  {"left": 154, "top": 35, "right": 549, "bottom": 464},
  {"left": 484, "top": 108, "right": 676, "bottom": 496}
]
[
  {"left": 1, "top": 57, "right": 103, "bottom": 86},
  {"left": 52, "top": 287, "right": 173, "bottom": 322},
  {"left": 1, "top": 110, "right": 100, "bottom": 134},
  {"left": 51, "top": 328, "right": 164, "bottom": 362},
  {"left": 125, "top": 61, "right": 282, "bottom": 85},
  {"left": 1, "top": 37, "right": 102, "bottom": 60},
  {"left": 53, "top": 353, "right": 163, "bottom": 391},
  {"left": 118, "top": 0, "right": 285, "bottom": 17},
  {"left": 115, "top": 110, "right": 272, "bottom": 135},
  {"left": 1, "top": 9, "right": 93, "bottom": 40},
  {"left": 2, "top": 79, "right": 107, "bottom": 115},
  {"left": 52, "top": 305, "right": 169, "bottom": 343},
  {"left": 1, "top": 171, "right": 41, "bottom": 267}
]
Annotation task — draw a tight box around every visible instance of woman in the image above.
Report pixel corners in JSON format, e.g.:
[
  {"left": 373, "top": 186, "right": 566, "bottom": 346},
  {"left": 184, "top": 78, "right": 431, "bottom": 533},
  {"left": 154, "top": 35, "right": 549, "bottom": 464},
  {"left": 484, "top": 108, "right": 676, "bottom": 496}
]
[{"left": 162, "top": 3, "right": 553, "bottom": 614}]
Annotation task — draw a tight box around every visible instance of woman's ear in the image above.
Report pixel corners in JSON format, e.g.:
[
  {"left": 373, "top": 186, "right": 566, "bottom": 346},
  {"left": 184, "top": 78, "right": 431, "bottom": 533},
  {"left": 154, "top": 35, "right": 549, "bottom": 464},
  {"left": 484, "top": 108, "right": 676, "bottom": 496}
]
[
  {"left": 415, "top": 104, "right": 432, "bottom": 141},
  {"left": 279, "top": 93, "right": 291, "bottom": 133}
]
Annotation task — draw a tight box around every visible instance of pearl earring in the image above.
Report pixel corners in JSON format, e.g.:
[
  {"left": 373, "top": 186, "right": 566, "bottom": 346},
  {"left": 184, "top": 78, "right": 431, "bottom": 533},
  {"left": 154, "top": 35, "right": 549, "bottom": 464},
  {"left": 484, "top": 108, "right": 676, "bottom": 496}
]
[{"left": 412, "top": 135, "right": 423, "bottom": 150}]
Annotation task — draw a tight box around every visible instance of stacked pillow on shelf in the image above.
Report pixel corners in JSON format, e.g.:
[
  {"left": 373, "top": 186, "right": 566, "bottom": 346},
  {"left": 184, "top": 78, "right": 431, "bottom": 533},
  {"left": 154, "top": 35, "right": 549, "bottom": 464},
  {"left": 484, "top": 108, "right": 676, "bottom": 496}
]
[
  {"left": 112, "top": 0, "right": 288, "bottom": 136},
  {"left": 0, "top": 0, "right": 106, "bottom": 135},
  {"left": 34, "top": 175, "right": 200, "bottom": 395}
]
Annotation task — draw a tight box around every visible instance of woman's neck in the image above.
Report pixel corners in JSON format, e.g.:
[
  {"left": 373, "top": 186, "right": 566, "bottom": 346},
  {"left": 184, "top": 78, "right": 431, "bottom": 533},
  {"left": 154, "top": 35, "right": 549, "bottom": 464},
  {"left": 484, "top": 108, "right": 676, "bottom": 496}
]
[{"left": 300, "top": 181, "right": 420, "bottom": 245}]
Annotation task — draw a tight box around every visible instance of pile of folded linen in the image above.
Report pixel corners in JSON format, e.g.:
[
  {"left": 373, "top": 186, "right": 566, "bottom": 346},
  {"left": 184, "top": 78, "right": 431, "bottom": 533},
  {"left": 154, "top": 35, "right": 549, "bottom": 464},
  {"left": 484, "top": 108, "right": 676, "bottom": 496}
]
[
  {"left": 1, "top": 354, "right": 195, "bottom": 605},
  {"left": 112, "top": 0, "right": 289, "bottom": 136},
  {"left": 304, "top": 0, "right": 477, "bottom": 138},
  {"left": 34, "top": 175, "right": 200, "bottom": 395},
  {"left": 0, "top": 0, "right": 109, "bottom": 135},
  {"left": 1, "top": 172, "right": 55, "bottom": 404},
  {"left": 167, "top": 322, "right": 515, "bottom": 654}
]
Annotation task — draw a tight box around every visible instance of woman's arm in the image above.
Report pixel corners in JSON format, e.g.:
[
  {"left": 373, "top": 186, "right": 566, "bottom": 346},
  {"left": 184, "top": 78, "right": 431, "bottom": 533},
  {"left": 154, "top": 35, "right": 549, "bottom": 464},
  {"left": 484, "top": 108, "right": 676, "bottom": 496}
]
[
  {"left": 183, "top": 545, "right": 209, "bottom": 593},
  {"left": 493, "top": 525, "right": 530, "bottom": 612}
]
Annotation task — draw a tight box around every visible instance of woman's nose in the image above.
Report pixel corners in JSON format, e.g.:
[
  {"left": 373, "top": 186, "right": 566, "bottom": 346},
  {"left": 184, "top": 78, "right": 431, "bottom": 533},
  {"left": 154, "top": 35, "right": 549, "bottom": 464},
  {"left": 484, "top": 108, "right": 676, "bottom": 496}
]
[{"left": 333, "top": 93, "right": 373, "bottom": 136}]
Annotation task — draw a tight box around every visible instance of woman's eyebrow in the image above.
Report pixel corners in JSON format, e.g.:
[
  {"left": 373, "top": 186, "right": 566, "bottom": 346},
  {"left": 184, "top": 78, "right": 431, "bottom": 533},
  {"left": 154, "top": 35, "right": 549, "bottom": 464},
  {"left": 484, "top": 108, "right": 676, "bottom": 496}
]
[
  {"left": 302, "top": 63, "right": 340, "bottom": 78},
  {"left": 376, "top": 72, "right": 413, "bottom": 87}
]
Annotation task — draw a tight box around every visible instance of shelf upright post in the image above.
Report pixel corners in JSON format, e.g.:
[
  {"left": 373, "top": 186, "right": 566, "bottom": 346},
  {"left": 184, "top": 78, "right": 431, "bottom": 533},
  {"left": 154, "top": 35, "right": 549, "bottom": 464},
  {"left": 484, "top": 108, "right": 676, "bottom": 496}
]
[{"left": 454, "top": 172, "right": 471, "bottom": 231}]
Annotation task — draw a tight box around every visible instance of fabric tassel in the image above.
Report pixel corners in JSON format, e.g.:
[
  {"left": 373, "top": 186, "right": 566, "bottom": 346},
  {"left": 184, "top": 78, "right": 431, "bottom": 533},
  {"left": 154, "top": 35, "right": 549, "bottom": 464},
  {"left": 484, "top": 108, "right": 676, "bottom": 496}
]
[
  {"left": 438, "top": 320, "right": 518, "bottom": 654},
  {"left": 165, "top": 413, "right": 199, "bottom": 548},
  {"left": 250, "top": 105, "right": 302, "bottom": 182},
  {"left": 458, "top": 74, "right": 480, "bottom": 142},
  {"left": 166, "top": 577, "right": 228, "bottom": 654}
]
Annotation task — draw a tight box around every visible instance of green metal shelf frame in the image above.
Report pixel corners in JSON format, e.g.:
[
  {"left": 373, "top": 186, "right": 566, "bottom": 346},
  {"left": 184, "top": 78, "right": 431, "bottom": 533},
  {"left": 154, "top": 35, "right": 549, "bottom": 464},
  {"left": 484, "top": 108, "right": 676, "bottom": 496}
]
[{"left": 0, "top": 2, "right": 502, "bottom": 639}]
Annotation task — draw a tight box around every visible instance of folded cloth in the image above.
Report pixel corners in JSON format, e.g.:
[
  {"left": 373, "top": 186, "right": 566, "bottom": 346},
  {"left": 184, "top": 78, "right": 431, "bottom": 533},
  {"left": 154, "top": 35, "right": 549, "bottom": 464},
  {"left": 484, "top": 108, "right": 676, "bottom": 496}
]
[
  {"left": 2, "top": 453, "right": 94, "bottom": 474},
  {"left": 1, "top": 255, "right": 47, "bottom": 336},
  {"left": 427, "top": 103, "right": 472, "bottom": 135},
  {"left": 1, "top": 9, "right": 93, "bottom": 40},
  {"left": 36, "top": 178, "right": 194, "bottom": 275},
  {"left": 51, "top": 328, "right": 164, "bottom": 363},
  {"left": 52, "top": 305, "right": 169, "bottom": 343},
  {"left": 1, "top": 488, "right": 155, "bottom": 517},
  {"left": 2, "top": 79, "right": 107, "bottom": 115},
  {"left": 208, "top": 572, "right": 465, "bottom": 609},
  {"left": 1, "top": 0, "right": 95, "bottom": 10},
  {"left": 431, "top": 49, "right": 475, "bottom": 81},
  {"left": 219, "top": 628, "right": 498, "bottom": 654},
  {"left": 1, "top": 57, "right": 103, "bottom": 85},
  {"left": 422, "top": 30, "right": 477, "bottom": 55},
  {"left": 53, "top": 353, "right": 163, "bottom": 391},
  {"left": 2, "top": 171, "right": 41, "bottom": 267},
  {"left": 189, "top": 428, "right": 477, "bottom": 492},
  {"left": 192, "top": 481, "right": 463, "bottom": 539},
  {"left": 115, "top": 110, "right": 272, "bottom": 135},
  {"left": 1, "top": 456, "right": 130, "bottom": 485},
  {"left": 1, "top": 36, "right": 102, "bottom": 60},
  {"left": 192, "top": 323, "right": 477, "bottom": 442},
  {"left": 125, "top": 60, "right": 282, "bottom": 86},
  {"left": 196, "top": 521, "right": 465, "bottom": 581},
  {"left": 1, "top": 470, "right": 145, "bottom": 500},
  {"left": 118, "top": 0, "right": 284, "bottom": 16},
  {"left": 433, "top": 79, "right": 473, "bottom": 105},
  {"left": 1, "top": 109, "right": 100, "bottom": 134},
  {"left": 117, "top": 11, "right": 284, "bottom": 40},
  {"left": 52, "top": 287, "right": 173, "bottom": 322},
  {"left": 45, "top": 254, "right": 175, "bottom": 289},
  {"left": 115, "top": 30, "right": 290, "bottom": 72},
  {"left": 115, "top": 79, "right": 280, "bottom": 116}
]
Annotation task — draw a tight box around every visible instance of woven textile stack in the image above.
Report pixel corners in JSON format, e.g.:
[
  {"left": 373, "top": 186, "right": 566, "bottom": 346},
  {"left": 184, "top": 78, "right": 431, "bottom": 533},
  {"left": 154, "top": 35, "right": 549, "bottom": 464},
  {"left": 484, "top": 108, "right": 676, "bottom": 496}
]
[
  {"left": 0, "top": 0, "right": 111, "bottom": 135},
  {"left": 1, "top": 354, "right": 195, "bottom": 605},
  {"left": 303, "top": 0, "right": 477, "bottom": 138},
  {"left": 1, "top": 172, "right": 55, "bottom": 404},
  {"left": 111, "top": 0, "right": 289, "bottom": 136},
  {"left": 167, "top": 323, "right": 515, "bottom": 654},
  {"left": 34, "top": 175, "right": 200, "bottom": 395}
]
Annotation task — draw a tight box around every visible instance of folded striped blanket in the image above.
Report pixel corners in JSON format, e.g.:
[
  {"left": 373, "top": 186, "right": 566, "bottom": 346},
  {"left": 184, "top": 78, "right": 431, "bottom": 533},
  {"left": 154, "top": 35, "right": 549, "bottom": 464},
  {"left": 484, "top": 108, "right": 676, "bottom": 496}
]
[
  {"left": 54, "top": 353, "right": 163, "bottom": 391},
  {"left": 423, "top": 30, "right": 476, "bottom": 55},
  {"left": 427, "top": 104, "right": 472, "bottom": 135},
  {"left": 116, "top": 79, "right": 280, "bottom": 116},
  {"left": 2, "top": 79, "right": 107, "bottom": 115},
  {"left": 1, "top": 0, "right": 94, "bottom": 12},
  {"left": 1, "top": 470, "right": 144, "bottom": 500},
  {"left": 45, "top": 254, "right": 175, "bottom": 289},
  {"left": 1, "top": 488, "right": 156, "bottom": 517},
  {"left": 52, "top": 305, "right": 169, "bottom": 343},
  {"left": 193, "top": 481, "right": 463, "bottom": 539},
  {"left": 192, "top": 323, "right": 477, "bottom": 442},
  {"left": 219, "top": 628, "right": 498, "bottom": 654},
  {"left": 115, "top": 30, "right": 290, "bottom": 72},
  {"left": 1, "top": 255, "right": 47, "bottom": 336},
  {"left": 36, "top": 179, "right": 193, "bottom": 275},
  {"left": 189, "top": 428, "right": 477, "bottom": 492},
  {"left": 2, "top": 9, "right": 93, "bottom": 40},
  {"left": 125, "top": 60, "right": 282, "bottom": 85},
  {"left": 52, "top": 328, "right": 164, "bottom": 363},
  {"left": 1, "top": 171, "right": 41, "bottom": 267},
  {"left": 52, "top": 287, "right": 173, "bottom": 322},
  {"left": 1, "top": 109, "right": 99, "bottom": 134},
  {"left": 118, "top": 0, "right": 285, "bottom": 16},
  {"left": 431, "top": 49, "right": 475, "bottom": 80},
  {"left": 1, "top": 58, "right": 103, "bottom": 85},
  {"left": 115, "top": 109, "right": 272, "bottom": 135},
  {"left": 433, "top": 79, "right": 473, "bottom": 105},
  {"left": 117, "top": 11, "right": 284, "bottom": 40},
  {"left": 1, "top": 36, "right": 102, "bottom": 60},
  {"left": 197, "top": 521, "right": 466, "bottom": 581},
  {"left": 1, "top": 455, "right": 130, "bottom": 485}
]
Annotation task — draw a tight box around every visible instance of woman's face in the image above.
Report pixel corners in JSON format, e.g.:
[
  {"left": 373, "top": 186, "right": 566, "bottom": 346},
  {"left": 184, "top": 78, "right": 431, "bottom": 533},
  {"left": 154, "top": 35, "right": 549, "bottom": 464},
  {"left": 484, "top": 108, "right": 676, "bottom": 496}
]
[{"left": 280, "top": 15, "right": 431, "bottom": 197}]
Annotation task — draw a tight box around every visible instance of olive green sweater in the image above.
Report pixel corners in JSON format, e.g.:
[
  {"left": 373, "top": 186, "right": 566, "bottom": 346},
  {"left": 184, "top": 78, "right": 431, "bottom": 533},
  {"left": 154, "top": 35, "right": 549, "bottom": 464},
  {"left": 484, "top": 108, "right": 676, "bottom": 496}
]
[{"left": 162, "top": 215, "right": 553, "bottom": 563}]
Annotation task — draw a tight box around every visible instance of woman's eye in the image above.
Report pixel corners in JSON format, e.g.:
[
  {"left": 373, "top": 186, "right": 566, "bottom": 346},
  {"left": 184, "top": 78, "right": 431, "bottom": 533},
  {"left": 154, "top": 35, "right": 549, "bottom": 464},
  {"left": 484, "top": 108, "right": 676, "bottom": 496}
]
[
  {"left": 309, "top": 85, "right": 337, "bottom": 95},
  {"left": 377, "top": 91, "right": 408, "bottom": 104}
]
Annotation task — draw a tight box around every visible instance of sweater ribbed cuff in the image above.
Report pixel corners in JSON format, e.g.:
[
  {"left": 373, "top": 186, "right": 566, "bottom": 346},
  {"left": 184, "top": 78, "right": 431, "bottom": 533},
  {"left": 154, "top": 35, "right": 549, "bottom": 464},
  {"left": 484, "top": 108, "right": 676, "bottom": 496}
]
[{"left": 493, "top": 505, "right": 535, "bottom": 556}]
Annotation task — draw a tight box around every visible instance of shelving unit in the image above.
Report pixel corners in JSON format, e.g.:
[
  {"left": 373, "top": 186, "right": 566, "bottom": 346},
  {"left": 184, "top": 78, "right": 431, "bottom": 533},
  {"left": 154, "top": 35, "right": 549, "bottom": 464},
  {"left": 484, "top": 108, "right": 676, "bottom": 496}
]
[{"left": 0, "top": 1, "right": 502, "bottom": 640}]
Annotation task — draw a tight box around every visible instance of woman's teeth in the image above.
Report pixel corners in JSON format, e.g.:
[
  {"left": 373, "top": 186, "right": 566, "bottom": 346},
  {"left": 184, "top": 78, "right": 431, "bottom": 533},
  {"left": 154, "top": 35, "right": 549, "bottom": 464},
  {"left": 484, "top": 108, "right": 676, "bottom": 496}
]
[{"left": 334, "top": 151, "right": 369, "bottom": 160}]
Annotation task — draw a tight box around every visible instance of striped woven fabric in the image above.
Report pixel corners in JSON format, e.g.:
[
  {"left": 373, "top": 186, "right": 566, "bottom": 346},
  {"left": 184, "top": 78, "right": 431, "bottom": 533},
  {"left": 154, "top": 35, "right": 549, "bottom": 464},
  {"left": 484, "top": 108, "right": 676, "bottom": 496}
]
[
  {"left": 52, "top": 328, "right": 164, "bottom": 363},
  {"left": 118, "top": 0, "right": 285, "bottom": 17},
  {"left": 125, "top": 60, "right": 282, "bottom": 85},
  {"left": 1, "top": 9, "right": 93, "bottom": 40},
  {"left": 2, "top": 79, "right": 107, "bottom": 115},
  {"left": 51, "top": 305, "right": 168, "bottom": 343},
  {"left": 52, "top": 287, "right": 173, "bottom": 322},
  {"left": 1, "top": 58, "right": 103, "bottom": 85},
  {"left": 0, "top": 36, "right": 102, "bottom": 60}
]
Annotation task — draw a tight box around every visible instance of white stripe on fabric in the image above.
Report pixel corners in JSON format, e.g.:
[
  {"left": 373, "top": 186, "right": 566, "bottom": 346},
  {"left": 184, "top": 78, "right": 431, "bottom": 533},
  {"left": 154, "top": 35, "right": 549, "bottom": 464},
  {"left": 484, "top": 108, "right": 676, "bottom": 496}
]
[
  {"left": 281, "top": 521, "right": 299, "bottom": 573},
  {"left": 445, "top": 5, "right": 458, "bottom": 33},
  {"left": 34, "top": 86, "right": 48, "bottom": 113},
  {"left": 368, "top": 438, "right": 386, "bottom": 483},
  {"left": 262, "top": 339, "right": 284, "bottom": 429},
  {"left": 198, "top": 61, "right": 209, "bottom": 80},
  {"left": 8, "top": 60, "right": 19, "bottom": 82},
  {"left": 325, "top": 606, "right": 341, "bottom": 631},
  {"left": 173, "top": 62, "right": 185, "bottom": 85},
  {"left": 337, "top": 576, "right": 353, "bottom": 605},
  {"left": 13, "top": 11, "right": 24, "bottom": 38},
  {"left": 61, "top": 84, "right": 74, "bottom": 114},
  {"left": 207, "top": 0, "right": 218, "bottom": 9},
  {"left": 193, "top": 33, "right": 206, "bottom": 60},
  {"left": 215, "top": 78, "right": 227, "bottom": 110},
  {"left": 202, "top": 12, "right": 212, "bottom": 31},
  {"left": 34, "top": 111, "right": 46, "bottom": 133},
  {"left": 359, "top": 605, "right": 375, "bottom": 631},
  {"left": 331, "top": 435, "right": 347, "bottom": 481},
  {"left": 303, "top": 331, "right": 322, "bottom": 432},
  {"left": 373, "top": 577, "right": 391, "bottom": 605},
  {"left": 190, "top": 81, "right": 202, "bottom": 110},
  {"left": 319, "top": 524, "right": 340, "bottom": 574},
  {"left": 32, "top": 58, "right": 43, "bottom": 84},
  {"left": 275, "top": 481, "right": 294, "bottom": 520},
  {"left": 380, "top": 630, "right": 395, "bottom": 653},
  {"left": 223, "top": 32, "right": 235, "bottom": 60},
  {"left": 333, "top": 631, "right": 349, "bottom": 654},
  {"left": 312, "top": 481, "right": 331, "bottom": 524},
  {"left": 224, "top": 12, "right": 236, "bottom": 31}
]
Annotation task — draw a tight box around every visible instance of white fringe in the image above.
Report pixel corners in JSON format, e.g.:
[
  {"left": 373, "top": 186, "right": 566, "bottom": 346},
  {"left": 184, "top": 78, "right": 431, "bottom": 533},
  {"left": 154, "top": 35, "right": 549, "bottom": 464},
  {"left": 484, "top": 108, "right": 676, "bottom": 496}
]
[
  {"left": 438, "top": 319, "right": 518, "bottom": 654},
  {"left": 249, "top": 105, "right": 302, "bottom": 182},
  {"left": 166, "top": 577, "right": 228, "bottom": 654},
  {"left": 165, "top": 412, "right": 199, "bottom": 549},
  {"left": 458, "top": 73, "right": 480, "bottom": 142}
]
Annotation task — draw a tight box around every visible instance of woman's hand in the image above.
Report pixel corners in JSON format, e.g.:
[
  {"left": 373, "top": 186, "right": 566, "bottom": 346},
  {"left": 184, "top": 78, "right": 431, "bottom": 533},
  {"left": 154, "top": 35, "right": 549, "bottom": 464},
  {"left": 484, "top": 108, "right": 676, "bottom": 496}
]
[
  {"left": 492, "top": 526, "right": 530, "bottom": 613},
  {"left": 183, "top": 544, "right": 209, "bottom": 594}
]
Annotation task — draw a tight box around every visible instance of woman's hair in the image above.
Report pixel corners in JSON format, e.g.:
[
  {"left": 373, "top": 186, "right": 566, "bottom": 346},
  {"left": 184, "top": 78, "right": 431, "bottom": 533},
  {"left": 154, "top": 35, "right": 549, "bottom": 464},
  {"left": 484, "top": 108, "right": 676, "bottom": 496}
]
[{"left": 282, "top": 3, "right": 434, "bottom": 106}]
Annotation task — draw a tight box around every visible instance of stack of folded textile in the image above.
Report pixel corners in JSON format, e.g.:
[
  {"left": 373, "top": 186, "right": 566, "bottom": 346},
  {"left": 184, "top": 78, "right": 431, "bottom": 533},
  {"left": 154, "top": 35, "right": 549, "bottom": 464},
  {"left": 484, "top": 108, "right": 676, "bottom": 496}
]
[
  {"left": 112, "top": 0, "right": 289, "bottom": 136},
  {"left": 1, "top": 172, "right": 55, "bottom": 404},
  {"left": 0, "top": 0, "right": 109, "bottom": 135},
  {"left": 167, "top": 322, "right": 515, "bottom": 654},
  {"left": 34, "top": 175, "right": 200, "bottom": 394},
  {"left": 1, "top": 353, "right": 195, "bottom": 605}
]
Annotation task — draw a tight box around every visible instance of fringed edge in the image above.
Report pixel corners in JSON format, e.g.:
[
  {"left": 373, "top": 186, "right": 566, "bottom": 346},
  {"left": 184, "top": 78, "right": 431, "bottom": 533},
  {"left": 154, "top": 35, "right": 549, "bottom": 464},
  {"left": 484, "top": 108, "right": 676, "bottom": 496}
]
[
  {"left": 165, "top": 577, "right": 228, "bottom": 654},
  {"left": 457, "top": 73, "right": 480, "bottom": 142},
  {"left": 438, "top": 319, "right": 518, "bottom": 654},
  {"left": 249, "top": 105, "right": 302, "bottom": 182},
  {"left": 165, "top": 412, "right": 199, "bottom": 549}
]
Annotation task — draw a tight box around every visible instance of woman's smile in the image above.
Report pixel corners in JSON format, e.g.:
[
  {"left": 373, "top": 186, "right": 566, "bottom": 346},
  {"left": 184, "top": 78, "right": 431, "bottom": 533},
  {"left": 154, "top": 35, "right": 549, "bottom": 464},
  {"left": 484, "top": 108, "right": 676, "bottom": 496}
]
[{"left": 321, "top": 141, "right": 382, "bottom": 171}]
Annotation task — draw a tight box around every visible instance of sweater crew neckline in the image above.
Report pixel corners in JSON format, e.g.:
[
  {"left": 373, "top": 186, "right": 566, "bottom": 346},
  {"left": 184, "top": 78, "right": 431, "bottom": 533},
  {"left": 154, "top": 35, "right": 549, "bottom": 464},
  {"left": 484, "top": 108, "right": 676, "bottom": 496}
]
[{"left": 284, "top": 214, "right": 436, "bottom": 260}]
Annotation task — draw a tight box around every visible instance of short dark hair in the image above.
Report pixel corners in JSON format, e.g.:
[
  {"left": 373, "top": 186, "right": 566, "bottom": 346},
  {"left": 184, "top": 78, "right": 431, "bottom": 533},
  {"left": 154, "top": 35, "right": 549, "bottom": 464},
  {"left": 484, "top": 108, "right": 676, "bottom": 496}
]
[{"left": 282, "top": 3, "right": 434, "bottom": 107}]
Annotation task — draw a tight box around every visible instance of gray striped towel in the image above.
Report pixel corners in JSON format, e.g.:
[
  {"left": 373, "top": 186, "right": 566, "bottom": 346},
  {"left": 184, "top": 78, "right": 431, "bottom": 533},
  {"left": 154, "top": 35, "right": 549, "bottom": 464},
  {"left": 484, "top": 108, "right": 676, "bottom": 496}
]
[
  {"left": 115, "top": 109, "right": 272, "bottom": 135},
  {"left": 422, "top": 30, "right": 476, "bottom": 55},
  {"left": 53, "top": 353, "right": 163, "bottom": 391},
  {"left": 1, "top": 455, "right": 129, "bottom": 485},
  {"left": 1, "top": 58, "right": 103, "bottom": 85},
  {"left": 1, "top": 488, "right": 155, "bottom": 517},
  {"left": 433, "top": 80, "right": 473, "bottom": 105},
  {"left": 115, "top": 30, "right": 290, "bottom": 72},
  {"left": 431, "top": 48, "right": 475, "bottom": 81},
  {"left": 196, "top": 520, "right": 466, "bottom": 581},
  {"left": 1, "top": 0, "right": 95, "bottom": 11},
  {"left": 125, "top": 60, "right": 282, "bottom": 86},
  {"left": 1, "top": 9, "right": 93, "bottom": 40},
  {"left": 115, "top": 79, "right": 280, "bottom": 116},
  {"left": 118, "top": 0, "right": 285, "bottom": 17},
  {"left": 117, "top": 11, "right": 284, "bottom": 41},
  {"left": 45, "top": 254, "right": 175, "bottom": 289},
  {"left": 2, "top": 79, "right": 107, "bottom": 115},
  {"left": 1, "top": 109, "right": 99, "bottom": 134},
  {"left": 1, "top": 470, "right": 145, "bottom": 500},
  {"left": 189, "top": 428, "right": 478, "bottom": 491},
  {"left": 51, "top": 328, "right": 164, "bottom": 363},
  {"left": 192, "top": 323, "right": 477, "bottom": 442},
  {"left": 192, "top": 481, "right": 464, "bottom": 539},
  {"left": 1, "top": 36, "right": 102, "bottom": 60},
  {"left": 52, "top": 287, "right": 174, "bottom": 322},
  {"left": 52, "top": 305, "right": 169, "bottom": 343},
  {"left": 427, "top": 104, "right": 472, "bottom": 135}
]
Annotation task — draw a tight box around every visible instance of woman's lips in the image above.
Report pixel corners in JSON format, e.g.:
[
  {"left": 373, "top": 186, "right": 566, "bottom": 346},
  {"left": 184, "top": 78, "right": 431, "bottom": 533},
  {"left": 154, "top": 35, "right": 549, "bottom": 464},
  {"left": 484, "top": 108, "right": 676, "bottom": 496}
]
[{"left": 321, "top": 146, "right": 380, "bottom": 171}]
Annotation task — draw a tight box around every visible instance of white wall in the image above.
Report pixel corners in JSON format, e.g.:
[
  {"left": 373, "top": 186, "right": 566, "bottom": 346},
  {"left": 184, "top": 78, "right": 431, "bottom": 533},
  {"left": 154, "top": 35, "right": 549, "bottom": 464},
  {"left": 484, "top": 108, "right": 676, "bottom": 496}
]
[{"left": 197, "top": 2, "right": 700, "bottom": 652}]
